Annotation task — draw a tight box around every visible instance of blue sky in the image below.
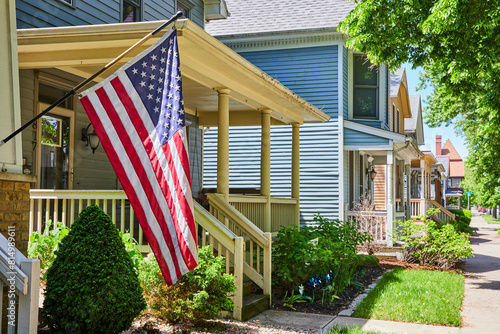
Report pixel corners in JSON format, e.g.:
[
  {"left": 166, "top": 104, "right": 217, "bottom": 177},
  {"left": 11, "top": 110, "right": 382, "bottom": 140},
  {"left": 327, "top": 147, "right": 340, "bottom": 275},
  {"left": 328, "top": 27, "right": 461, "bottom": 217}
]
[{"left": 403, "top": 64, "right": 469, "bottom": 160}]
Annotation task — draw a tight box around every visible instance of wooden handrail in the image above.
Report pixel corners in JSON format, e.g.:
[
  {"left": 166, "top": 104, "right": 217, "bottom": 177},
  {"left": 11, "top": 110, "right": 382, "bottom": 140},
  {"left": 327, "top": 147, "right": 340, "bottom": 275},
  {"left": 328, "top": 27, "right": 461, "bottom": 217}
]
[
  {"left": 208, "top": 193, "right": 269, "bottom": 247},
  {"left": 430, "top": 200, "right": 456, "bottom": 220}
]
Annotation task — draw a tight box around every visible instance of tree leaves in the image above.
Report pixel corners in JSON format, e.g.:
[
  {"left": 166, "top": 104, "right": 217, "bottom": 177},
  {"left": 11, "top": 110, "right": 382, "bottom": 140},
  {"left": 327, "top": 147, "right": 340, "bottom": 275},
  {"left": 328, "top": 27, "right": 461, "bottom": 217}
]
[{"left": 340, "top": 0, "right": 500, "bottom": 205}]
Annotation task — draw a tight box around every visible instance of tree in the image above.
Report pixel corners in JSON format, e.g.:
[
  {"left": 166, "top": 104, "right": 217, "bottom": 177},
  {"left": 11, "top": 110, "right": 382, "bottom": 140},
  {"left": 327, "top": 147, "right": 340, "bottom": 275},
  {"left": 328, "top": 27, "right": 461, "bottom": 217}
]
[{"left": 339, "top": 0, "right": 500, "bottom": 198}]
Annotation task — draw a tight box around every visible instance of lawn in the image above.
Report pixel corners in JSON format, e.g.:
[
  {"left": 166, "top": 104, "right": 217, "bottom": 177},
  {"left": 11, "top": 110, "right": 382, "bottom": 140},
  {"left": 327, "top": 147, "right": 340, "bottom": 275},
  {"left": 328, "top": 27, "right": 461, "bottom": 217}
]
[
  {"left": 481, "top": 214, "right": 500, "bottom": 224},
  {"left": 352, "top": 268, "right": 464, "bottom": 326}
]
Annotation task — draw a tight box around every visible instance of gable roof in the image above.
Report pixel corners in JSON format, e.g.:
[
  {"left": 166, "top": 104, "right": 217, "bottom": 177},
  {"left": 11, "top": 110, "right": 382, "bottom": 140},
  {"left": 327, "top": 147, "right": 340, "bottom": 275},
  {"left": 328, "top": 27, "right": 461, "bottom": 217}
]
[
  {"left": 390, "top": 68, "right": 405, "bottom": 97},
  {"left": 441, "top": 139, "right": 462, "bottom": 161},
  {"left": 405, "top": 94, "right": 425, "bottom": 145},
  {"left": 205, "top": 0, "right": 357, "bottom": 37}
]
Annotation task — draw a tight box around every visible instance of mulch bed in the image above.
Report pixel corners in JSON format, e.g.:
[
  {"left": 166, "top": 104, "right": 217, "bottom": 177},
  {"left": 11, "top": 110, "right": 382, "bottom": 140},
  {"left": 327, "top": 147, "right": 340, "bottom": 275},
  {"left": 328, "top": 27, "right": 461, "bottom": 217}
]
[{"left": 271, "top": 265, "right": 386, "bottom": 317}]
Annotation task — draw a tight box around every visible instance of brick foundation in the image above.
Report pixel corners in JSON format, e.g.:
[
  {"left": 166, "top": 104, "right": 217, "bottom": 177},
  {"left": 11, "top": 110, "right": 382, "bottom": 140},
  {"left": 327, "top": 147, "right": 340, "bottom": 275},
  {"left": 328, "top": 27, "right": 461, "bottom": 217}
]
[{"left": 0, "top": 173, "right": 36, "bottom": 256}]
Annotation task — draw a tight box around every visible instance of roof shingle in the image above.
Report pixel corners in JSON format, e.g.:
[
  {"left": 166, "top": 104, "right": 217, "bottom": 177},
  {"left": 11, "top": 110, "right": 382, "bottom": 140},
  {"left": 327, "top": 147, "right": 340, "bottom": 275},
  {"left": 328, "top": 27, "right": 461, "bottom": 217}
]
[{"left": 205, "top": 0, "right": 357, "bottom": 37}]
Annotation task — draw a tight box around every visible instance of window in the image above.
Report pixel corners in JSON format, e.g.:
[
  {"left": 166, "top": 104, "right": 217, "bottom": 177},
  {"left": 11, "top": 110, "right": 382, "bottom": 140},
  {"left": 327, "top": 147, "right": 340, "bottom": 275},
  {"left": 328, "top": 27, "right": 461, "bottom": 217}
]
[
  {"left": 353, "top": 54, "right": 378, "bottom": 119},
  {"left": 359, "top": 154, "right": 364, "bottom": 197},
  {"left": 177, "top": 0, "right": 194, "bottom": 19},
  {"left": 349, "top": 151, "right": 354, "bottom": 209},
  {"left": 392, "top": 104, "right": 395, "bottom": 132},
  {"left": 122, "top": 0, "right": 141, "bottom": 22},
  {"left": 396, "top": 108, "right": 400, "bottom": 133},
  {"left": 57, "top": 0, "right": 75, "bottom": 7}
]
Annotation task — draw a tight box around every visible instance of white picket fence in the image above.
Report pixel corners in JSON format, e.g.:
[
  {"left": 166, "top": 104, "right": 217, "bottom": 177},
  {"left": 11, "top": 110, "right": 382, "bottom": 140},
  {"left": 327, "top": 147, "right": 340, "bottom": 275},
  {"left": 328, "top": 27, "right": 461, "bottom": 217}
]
[{"left": 0, "top": 232, "right": 39, "bottom": 333}]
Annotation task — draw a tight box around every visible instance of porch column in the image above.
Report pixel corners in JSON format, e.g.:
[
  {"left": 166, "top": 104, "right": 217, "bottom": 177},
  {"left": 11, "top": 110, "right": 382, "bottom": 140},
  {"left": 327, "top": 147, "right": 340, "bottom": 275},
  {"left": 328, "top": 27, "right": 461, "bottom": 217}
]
[
  {"left": 291, "top": 123, "right": 300, "bottom": 226},
  {"left": 420, "top": 159, "right": 426, "bottom": 216},
  {"left": 217, "top": 89, "right": 231, "bottom": 200},
  {"left": 261, "top": 109, "right": 271, "bottom": 232},
  {"left": 405, "top": 164, "right": 411, "bottom": 221},
  {"left": 386, "top": 152, "right": 394, "bottom": 246}
]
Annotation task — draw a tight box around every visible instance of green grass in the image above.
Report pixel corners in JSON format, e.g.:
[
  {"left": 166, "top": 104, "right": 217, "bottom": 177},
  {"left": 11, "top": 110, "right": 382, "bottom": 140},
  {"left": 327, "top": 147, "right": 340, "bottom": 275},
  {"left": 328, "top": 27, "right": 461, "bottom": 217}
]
[
  {"left": 481, "top": 214, "right": 500, "bottom": 224},
  {"left": 352, "top": 268, "right": 464, "bottom": 326},
  {"left": 496, "top": 229, "right": 500, "bottom": 237},
  {"left": 328, "top": 326, "right": 383, "bottom": 334}
]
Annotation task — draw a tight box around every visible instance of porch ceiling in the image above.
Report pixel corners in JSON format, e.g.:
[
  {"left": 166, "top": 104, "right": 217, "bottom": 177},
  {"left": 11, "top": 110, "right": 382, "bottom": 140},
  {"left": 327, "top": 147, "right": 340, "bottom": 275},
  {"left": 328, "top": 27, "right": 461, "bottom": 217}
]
[{"left": 17, "top": 19, "right": 330, "bottom": 127}]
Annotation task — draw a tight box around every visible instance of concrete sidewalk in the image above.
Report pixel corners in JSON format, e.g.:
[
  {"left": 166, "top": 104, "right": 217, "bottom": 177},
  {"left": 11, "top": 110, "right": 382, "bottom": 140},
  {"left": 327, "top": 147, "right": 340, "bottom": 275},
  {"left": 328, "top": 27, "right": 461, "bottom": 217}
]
[
  {"left": 251, "top": 211, "right": 500, "bottom": 333},
  {"left": 460, "top": 212, "right": 500, "bottom": 333}
]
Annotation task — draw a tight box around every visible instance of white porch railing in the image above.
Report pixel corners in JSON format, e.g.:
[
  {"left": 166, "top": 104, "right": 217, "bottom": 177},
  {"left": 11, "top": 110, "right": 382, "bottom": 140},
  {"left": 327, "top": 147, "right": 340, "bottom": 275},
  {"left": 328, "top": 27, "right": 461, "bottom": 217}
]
[
  {"left": 0, "top": 232, "right": 39, "bottom": 333},
  {"left": 410, "top": 199, "right": 420, "bottom": 217},
  {"left": 29, "top": 189, "right": 151, "bottom": 253},
  {"left": 345, "top": 210, "right": 387, "bottom": 241},
  {"left": 29, "top": 189, "right": 271, "bottom": 321}
]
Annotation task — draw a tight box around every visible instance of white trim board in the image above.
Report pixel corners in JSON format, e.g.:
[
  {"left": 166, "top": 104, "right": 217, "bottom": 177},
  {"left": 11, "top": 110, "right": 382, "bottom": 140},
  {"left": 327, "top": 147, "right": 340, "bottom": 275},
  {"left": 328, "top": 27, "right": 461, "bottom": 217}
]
[{"left": 344, "top": 120, "right": 406, "bottom": 142}]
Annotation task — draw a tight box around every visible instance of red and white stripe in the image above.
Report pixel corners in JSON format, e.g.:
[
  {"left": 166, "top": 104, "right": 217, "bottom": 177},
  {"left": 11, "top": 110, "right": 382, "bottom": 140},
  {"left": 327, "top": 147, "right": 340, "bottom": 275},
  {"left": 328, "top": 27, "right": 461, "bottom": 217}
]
[{"left": 80, "top": 70, "right": 197, "bottom": 285}]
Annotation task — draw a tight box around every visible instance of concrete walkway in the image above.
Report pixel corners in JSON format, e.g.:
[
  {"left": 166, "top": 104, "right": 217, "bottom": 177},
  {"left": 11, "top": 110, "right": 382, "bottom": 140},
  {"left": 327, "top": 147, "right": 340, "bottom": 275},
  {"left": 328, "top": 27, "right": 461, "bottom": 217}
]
[
  {"left": 460, "top": 211, "right": 500, "bottom": 333},
  {"left": 251, "top": 210, "right": 500, "bottom": 333}
]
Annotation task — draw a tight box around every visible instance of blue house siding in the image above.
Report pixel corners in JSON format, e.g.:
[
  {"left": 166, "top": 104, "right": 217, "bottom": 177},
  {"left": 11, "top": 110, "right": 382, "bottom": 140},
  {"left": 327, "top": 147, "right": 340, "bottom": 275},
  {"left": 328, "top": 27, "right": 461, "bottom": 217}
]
[
  {"left": 239, "top": 46, "right": 339, "bottom": 119},
  {"left": 344, "top": 128, "right": 390, "bottom": 146},
  {"left": 16, "top": 0, "right": 120, "bottom": 28},
  {"left": 203, "top": 121, "right": 340, "bottom": 225},
  {"left": 17, "top": 0, "right": 205, "bottom": 29}
]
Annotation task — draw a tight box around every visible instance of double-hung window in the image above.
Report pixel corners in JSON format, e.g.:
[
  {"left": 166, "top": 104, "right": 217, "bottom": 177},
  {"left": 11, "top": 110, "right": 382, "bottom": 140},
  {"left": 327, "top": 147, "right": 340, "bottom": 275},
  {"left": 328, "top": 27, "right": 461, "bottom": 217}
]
[
  {"left": 122, "top": 0, "right": 141, "bottom": 22},
  {"left": 353, "top": 54, "right": 379, "bottom": 119}
]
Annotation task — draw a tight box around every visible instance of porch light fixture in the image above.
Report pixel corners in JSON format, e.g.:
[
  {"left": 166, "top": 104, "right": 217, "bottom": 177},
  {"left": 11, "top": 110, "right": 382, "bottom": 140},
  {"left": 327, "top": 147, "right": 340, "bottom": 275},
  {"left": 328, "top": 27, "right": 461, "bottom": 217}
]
[
  {"left": 367, "top": 165, "right": 377, "bottom": 180},
  {"left": 82, "top": 123, "right": 100, "bottom": 154}
]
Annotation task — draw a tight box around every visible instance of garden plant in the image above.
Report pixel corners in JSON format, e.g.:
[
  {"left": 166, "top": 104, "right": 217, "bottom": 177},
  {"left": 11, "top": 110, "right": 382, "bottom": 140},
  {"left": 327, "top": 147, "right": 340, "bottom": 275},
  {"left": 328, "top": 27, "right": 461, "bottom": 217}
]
[
  {"left": 42, "top": 205, "right": 146, "bottom": 334},
  {"left": 273, "top": 215, "right": 372, "bottom": 308},
  {"left": 139, "top": 245, "right": 236, "bottom": 326},
  {"left": 394, "top": 209, "right": 473, "bottom": 270}
]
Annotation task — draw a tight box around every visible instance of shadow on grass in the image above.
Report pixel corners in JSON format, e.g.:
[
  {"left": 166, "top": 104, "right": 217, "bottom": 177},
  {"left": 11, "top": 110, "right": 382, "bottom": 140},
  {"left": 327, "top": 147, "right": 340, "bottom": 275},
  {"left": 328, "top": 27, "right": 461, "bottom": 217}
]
[{"left": 350, "top": 268, "right": 402, "bottom": 319}]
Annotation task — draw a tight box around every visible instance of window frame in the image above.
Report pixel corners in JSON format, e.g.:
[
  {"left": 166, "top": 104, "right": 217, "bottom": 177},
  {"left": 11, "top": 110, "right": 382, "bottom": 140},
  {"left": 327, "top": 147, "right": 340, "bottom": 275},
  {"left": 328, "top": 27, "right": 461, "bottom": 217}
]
[
  {"left": 122, "top": 0, "right": 142, "bottom": 23},
  {"left": 352, "top": 53, "right": 379, "bottom": 120},
  {"left": 56, "top": 0, "right": 76, "bottom": 9},
  {"left": 176, "top": 0, "right": 195, "bottom": 19}
]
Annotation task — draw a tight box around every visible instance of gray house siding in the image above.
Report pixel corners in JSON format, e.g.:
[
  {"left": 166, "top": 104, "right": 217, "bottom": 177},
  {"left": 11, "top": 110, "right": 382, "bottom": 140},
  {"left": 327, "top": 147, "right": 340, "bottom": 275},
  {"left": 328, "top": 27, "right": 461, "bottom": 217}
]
[
  {"left": 203, "top": 45, "right": 342, "bottom": 225},
  {"left": 16, "top": 0, "right": 205, "bottom": 29}
]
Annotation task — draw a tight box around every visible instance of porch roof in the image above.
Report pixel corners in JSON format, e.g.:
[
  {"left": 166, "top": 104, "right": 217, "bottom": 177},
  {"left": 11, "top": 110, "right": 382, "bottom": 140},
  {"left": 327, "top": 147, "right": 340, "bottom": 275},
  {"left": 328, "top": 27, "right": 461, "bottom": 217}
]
[
  {"left": 344, "top": 120, "right": 406, "bottom": 151},
  {"left": 16, "top": 19, "right": 330, "bottom": 127}
]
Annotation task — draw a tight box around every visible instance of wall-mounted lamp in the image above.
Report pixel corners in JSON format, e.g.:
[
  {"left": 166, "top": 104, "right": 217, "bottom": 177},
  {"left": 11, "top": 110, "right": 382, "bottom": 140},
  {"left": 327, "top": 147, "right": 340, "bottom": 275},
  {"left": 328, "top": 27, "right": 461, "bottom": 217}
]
[
  {"left": 82, "top": 123, "right": 100, "bottom": 154},
  {"left": 366, "top": 165, "right": 377, "bottom": 180}
]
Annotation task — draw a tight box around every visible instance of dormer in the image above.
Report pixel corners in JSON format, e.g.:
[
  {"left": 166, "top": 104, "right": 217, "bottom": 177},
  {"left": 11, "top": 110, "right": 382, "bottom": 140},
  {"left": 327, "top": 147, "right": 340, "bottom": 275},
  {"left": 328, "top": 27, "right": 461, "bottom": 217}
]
[{"left": 205, "top": 0, "right": 230, "bottom": 21}]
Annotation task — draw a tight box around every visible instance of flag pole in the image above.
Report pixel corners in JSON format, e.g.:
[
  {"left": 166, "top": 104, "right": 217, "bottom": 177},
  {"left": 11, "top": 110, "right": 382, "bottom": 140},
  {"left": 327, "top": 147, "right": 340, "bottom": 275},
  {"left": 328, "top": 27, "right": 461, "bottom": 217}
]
[{"left": 0, "top": 11, "right": 184, "bottom": 148}]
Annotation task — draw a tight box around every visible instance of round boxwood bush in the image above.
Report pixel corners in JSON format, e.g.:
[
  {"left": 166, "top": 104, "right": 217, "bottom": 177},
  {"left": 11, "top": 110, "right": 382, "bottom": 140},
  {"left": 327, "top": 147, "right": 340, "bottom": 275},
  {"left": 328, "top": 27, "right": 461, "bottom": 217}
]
[{"left": 42, "top": 205, "right": 146, "bottom": 333}]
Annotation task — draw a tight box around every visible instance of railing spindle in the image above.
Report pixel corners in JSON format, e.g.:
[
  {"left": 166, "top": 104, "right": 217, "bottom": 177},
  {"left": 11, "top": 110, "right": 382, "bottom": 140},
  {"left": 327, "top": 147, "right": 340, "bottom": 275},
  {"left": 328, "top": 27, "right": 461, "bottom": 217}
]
[
  {"left": 37, "top": 198, "right": 42, "bottom": 234},
  {"left": 62, "top": 199, "right": 66, "bottom": 226},
  {"left": 120, "top": 199, "right": 125, "bottom": 232},
  {"left": 130, "top": 205, "right": 135, "bottom": 239}
]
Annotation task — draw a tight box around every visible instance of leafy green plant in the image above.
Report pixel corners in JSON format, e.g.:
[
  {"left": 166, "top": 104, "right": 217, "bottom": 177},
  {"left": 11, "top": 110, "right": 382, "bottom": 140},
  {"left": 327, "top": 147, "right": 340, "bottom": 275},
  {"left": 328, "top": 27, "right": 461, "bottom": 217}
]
[
  {"left": 43, "top": 205, "right": 146, "bottom": 334},
  {"left": 448, "top": 209, "right": 472, "bottom": 234},
  {"left": 273, "top": 215, "right": 371, "bottom": 296},
  {"left": 394, "top": 210, "right": 473, "bottom": 270},
  {"left": 27, "top": 220, "right": 69, "bottom": 280},
  {"left": 282, "top": 289, "right": 311, "bottom": 311},
  {"left": 139, "top": 246, "right": 236, "bottom": 325},
  {"left": 120, "top": 232, "right": 144, "bottom": 273}
]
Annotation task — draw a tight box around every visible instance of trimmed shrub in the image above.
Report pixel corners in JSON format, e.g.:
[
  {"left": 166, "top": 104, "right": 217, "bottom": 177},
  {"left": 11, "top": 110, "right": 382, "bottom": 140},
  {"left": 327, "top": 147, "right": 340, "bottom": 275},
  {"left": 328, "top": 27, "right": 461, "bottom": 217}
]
[
  {"left": 394, "top": 211, "right": 473, "bottom": 269},
  {"left": 139, "top": 245, "right": 236, "bottom": 325},
  {"left": 43, "top": 205, "right": 146, "bottom": 334},
  {"left": 448, "top": 209, "right": 472, "bottom": 234}
]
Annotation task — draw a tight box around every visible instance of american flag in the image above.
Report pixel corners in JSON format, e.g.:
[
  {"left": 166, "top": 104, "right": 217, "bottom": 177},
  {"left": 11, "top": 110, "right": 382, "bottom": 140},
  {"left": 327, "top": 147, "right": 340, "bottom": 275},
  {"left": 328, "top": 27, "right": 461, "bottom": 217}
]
[{"left": 79, "top": 30, "right": 198, "bottom": 285}]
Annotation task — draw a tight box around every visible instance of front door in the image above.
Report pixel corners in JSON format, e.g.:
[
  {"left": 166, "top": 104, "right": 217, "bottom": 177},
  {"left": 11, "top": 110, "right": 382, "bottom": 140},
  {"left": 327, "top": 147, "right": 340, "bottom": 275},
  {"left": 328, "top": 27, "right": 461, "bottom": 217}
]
[{"left": 37, "top": 103, "right": 74, "bottom": 190}]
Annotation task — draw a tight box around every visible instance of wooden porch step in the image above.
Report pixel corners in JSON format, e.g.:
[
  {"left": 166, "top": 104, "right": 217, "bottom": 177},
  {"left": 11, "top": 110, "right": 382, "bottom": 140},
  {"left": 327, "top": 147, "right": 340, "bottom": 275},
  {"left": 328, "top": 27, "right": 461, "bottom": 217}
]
[{"left": 242, "top": 294, "right": 270, "bottom": 321}]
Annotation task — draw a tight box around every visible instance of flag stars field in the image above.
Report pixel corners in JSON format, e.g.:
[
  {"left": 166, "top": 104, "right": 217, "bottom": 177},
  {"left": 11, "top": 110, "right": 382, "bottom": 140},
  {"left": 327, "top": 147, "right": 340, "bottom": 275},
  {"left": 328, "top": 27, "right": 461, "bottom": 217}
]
[{"left": 79, "top": 30, "right": 197, "bottom": 285}]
